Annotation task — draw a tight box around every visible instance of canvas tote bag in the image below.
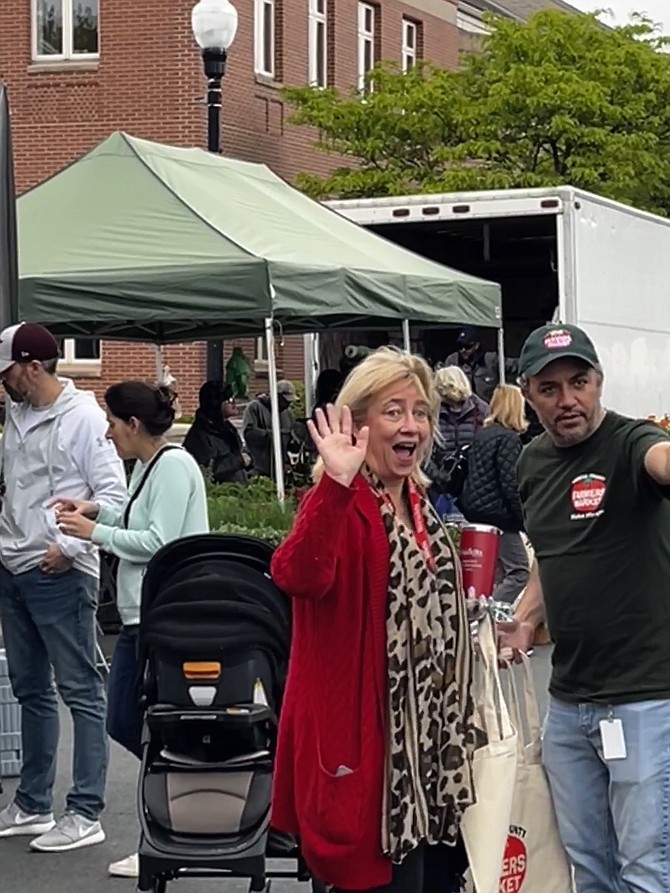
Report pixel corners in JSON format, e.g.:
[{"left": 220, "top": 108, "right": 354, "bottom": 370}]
[
  {"left": 461, "top": 614, "right": 519, "bottom": 893},
  {"left": 497, "top": 655, "right": 574, "bottom": 893}
]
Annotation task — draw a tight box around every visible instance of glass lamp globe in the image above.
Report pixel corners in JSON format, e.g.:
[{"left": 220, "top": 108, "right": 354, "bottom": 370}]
[{"left": 191, "top": 0, "right": 238, "bottom": 51}]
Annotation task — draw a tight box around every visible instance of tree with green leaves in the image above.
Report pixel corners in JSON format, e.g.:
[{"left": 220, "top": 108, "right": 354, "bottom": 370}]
[{"left": 284, "top": 11, "right": 670, "bottom": 213}]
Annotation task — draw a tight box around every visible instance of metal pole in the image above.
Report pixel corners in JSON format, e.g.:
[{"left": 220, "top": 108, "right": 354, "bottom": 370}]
[
  {"left": 402, "top": 320, "right": 411, "bottom": 352},
  {"left": 303, "top": 333, "right": 319, "bottom": 416},
  {"left": 154, "top": 344, "right": 164, "bottom": 382},
  {"left": 497, "top": 326, "right": 506, "bottom": 382},
  {"left": 203, "top": 48, "right": 226, "bottom": 382},
  {"left": 265, "top": 317, "right": 286, "bottom": 505}
]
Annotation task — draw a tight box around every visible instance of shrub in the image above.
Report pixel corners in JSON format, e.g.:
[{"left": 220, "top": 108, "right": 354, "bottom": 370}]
[{"left": 206, "top": 476, "right": 297, "bottom": 542}]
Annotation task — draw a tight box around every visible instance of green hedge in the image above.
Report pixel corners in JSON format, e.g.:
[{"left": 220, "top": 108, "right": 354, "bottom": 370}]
[{"left": 207, "top": 476, "right": 297, "bottom": 546}]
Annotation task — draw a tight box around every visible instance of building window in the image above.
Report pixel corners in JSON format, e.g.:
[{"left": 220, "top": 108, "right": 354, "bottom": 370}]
[
  {"left": 61, "top": 338, "right": 101, "bottom": 364},
  {"left": 255, "top": 337, "right": 268, "bottom": 363},
  {"left": 254, "top": 0, "right": 275, "bottom": 78},
  {"left": 32, "top": 0, "right": 99, "bottom": 60},
  {"left": 308, "top": 0, "right": 328, "bottom": 88},
  {"left": 402, "top": 19, "right": 418, "bottom": 72},
  {"left": 357, "top": 3, "right": 376, "bottom": 92}
]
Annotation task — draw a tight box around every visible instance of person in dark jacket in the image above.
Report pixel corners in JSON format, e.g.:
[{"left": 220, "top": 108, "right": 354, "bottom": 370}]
[
  {"left": 444, "top": 325, "right": 519, "bottom": 403},
  {"left": 426, "top": 366, "right": 488, "bottom": 517},
  {"left": 314, "top": 368, "right": 344, "bottom": 414},
  {"left": 459, "top": 384, "right": 530, "bottom": 604},
  {"left": 183, "top": 381, "right": 249, "bottom": 485},
  {"left": 242, "top": 380, "right": 298, "bottom": 479},
  {"left": 434, "top": 365, "right": 488, "bottom": 455}
]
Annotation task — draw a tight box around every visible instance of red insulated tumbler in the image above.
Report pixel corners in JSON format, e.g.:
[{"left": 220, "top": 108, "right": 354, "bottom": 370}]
[{"left": 459, "top": 523, "right": 502, "bottom": 600}]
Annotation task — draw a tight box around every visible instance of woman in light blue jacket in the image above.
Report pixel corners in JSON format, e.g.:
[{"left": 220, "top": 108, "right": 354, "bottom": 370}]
[{"left": 54, "top": 380, "right": 209, "bottom": 878}]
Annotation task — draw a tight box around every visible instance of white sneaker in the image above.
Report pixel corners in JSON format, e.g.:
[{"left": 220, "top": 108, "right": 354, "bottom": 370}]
[
  {"left": 29, "top": 811, "right": 105, "bottom": 852},
  {"left": 0, "top": 801, "right": 55, "bottom": 838},
  {"left": 108, "top": 853, "right": 139, "bottom": 878}
]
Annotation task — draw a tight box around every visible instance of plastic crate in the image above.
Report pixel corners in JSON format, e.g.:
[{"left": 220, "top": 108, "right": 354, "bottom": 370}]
[{"left": 0, "top": 649, "right": 21, "bottom": 778}]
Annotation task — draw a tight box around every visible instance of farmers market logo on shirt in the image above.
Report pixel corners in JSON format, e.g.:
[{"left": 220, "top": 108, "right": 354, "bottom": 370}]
[
  {"left": 570, "top": 473, "right": 606, "bottom": 520},
  {"left": 543, "top": 328, "right": 572, "bottom": 350}
]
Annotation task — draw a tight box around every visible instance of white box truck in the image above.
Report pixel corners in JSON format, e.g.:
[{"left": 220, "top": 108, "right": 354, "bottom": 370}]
[{"left": 326, "top": 187, "right": 670, "bottom": 419}]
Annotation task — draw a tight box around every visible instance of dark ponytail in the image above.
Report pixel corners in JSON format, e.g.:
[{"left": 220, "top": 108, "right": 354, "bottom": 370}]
[{"left": 105, "top": 380, "right": 176, "bottom": 436}]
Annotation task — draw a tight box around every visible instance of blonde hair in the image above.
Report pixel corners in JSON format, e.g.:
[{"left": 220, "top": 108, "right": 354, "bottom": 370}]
[
  {"left": 313, "top": 346, "right": 438, "bottom": 486},
  {"left": 434, "top": 365, "right": 472, "bottom": 404},
  {"left": 485, "top": 385, "right": 528, "bottom": 433}
]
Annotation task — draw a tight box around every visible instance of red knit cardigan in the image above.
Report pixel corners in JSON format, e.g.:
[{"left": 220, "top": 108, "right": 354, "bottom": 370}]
[{"left": 270, "top": 472, "right": 394, "bottom": 889}]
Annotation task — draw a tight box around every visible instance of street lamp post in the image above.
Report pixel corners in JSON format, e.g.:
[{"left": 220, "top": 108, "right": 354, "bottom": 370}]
[{"left": 192, "top": 0, "right": 238, "bottom": 382}]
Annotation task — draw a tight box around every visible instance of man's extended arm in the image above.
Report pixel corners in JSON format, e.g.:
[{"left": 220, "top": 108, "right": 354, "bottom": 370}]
[
  {"left": 498, "top": 559, "right": 545, "bottom": 657},
  {"left": 644, "top": 441, "right": 670, "bottom": 486}
]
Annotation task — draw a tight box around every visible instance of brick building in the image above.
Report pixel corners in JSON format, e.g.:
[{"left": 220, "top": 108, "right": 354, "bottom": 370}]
[{"left": 0, "top": 0, "right": 462, "bottom": 412}]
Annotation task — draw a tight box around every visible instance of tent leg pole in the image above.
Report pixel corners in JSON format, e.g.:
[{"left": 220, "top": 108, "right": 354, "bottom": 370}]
[
  {"left": 303, "top": 334, "right": 319, "bottom": 416},
  {"left": 402, "top": 320, "right": 411, "bottom": 352},
  {"left": 497, "top": 327, "right": 506, "bottom": 382},
  {"left": 154, "top": 344, "right": 164, "bottom": 383},
  {"left": 265, "top": 317, "right": 285, "bottom": 506}
]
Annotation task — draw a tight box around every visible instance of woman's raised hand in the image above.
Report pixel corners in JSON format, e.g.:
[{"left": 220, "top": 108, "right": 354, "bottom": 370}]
[{"left": 307, "top": 404, "right": 369, "bottom": 489}]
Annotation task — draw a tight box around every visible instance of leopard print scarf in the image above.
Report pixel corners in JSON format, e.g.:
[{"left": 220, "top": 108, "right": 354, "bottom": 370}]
[{"left": 366, "top": 470, "right": 479, "bottom": 864}]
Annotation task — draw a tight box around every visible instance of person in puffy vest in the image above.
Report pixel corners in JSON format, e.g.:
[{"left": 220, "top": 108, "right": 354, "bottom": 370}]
[{"left": 459, "top": 384, "right": 530, "bottom": 604}]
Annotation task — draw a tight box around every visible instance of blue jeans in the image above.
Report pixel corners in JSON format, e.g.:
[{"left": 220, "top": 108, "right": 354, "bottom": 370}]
[
  {"left": 106, "top": 625, "right": 143, "bottom": 759},
  {"left": 543, "top": 695, "right": 670, "bottom": 893},
  {"left": 0, "top": 565, "right": 107, "bottom": 820}
]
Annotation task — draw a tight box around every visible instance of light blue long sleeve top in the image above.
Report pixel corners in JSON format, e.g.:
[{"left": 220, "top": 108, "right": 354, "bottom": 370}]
[{"left": 91, "top": 447, "right": 209, "bottom": 625}]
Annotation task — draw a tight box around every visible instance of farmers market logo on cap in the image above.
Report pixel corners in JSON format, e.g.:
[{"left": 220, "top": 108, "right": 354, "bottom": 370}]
[
  {"left": 570, "top": 473, "right": 606, "bottom": 521},
  {"left": 543, "top": 328, "right": 572, "bottom": 350},
  {"left": 500, "top": 825, "right": 527, "bottom": 893}
]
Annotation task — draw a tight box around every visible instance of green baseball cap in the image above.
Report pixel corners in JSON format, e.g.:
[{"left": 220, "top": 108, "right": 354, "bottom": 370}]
[{"left": 519, "top": 324, "right": 600, "bottom": 378}]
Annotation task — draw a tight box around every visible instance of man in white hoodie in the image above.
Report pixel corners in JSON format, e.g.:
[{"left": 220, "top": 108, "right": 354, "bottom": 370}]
[{"left": 0, "top": 323, "right": 126, "bottom": 852}]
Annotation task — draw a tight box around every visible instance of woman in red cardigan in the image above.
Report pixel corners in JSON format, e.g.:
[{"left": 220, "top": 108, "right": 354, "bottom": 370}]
[{"left": 270, "top": 347, "right": 479, "bottom": 892}]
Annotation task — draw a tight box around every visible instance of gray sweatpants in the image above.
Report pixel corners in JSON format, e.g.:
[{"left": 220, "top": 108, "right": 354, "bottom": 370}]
[{"left": 493, "top": 531, "right": 530, "bottom": 604}]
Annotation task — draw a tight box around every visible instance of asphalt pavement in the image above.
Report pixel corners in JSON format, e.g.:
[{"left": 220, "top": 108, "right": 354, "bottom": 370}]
[{"left": 0, "top": 641, "right": 553, "bottom": 893}]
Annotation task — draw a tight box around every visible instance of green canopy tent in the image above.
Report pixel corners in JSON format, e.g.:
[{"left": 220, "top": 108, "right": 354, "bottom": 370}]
[
  {"left": 18, "top": 131, "right": 502, "bottom": 499},
  {"left": 18, "top": 131, "right": 500, "bottom": 339}
]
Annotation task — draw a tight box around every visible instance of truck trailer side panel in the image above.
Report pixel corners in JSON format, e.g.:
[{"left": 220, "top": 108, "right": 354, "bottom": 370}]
[{"left": 569, "top": 192, "right": 670, "bottom": 418}]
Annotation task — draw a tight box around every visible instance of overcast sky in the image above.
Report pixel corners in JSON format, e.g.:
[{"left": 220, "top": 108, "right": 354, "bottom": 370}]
[{"left": 567, "top": 0, "right": 668, "bottom": 33}]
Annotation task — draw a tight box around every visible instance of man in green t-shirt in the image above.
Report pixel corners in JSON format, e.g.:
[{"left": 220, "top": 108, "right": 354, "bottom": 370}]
[{"left": 500, "top": 323, "right": 670, "bottom": 893}]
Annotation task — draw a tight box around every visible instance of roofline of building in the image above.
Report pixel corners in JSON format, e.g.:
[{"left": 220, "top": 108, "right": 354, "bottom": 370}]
[{"left": 459, "top": 0, "right": 585, "bottom": 23}]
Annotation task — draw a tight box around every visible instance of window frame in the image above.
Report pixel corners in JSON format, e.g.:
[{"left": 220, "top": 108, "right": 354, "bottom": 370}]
[
  {"left": 402, "top": 18, "right": 417, "bottom": 73},
  {"left": 31, "top": 0, "right": 100, "bottom": 62},
  {"left": 61, "top": 338, "right": 102, "bottom": 365},
  {"left": 357, "top": 2, "right": 376, "bottom": 92},
  {"left": 308, "top": 0, "right": 328, "bottom": 88},
  {"left": 255, "top": 336, "right": 268, "bottom": 362},
  {"left": 254, "top": 0, "right": 276, "bottom": 79}
]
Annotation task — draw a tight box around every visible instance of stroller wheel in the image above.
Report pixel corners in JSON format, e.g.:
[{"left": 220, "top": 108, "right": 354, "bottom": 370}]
[{"left": 136, "top": 881, "right": 166, "bottom": 893}]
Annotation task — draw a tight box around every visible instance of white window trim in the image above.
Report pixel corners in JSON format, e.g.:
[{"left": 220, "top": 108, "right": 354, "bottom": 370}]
[
  {"left": 254, "top": 0, "right": 275, "bottom": 78},
  {"left": 62, "top": 338, "right": 102, "bottom": 365},
  {"left": 254, "top": 336, "right": 269, "bottom": 372},
  {"left": 308, "top": 0, "right": 328, "bottom": 88},
  {"left": 31, "top": 0, "right": 100, "bottom": 62},
  {"left": 357, "top": 3, "right": 376, "bottom": 91},
  {"left": 402, "top": 19, "right": 417, "bottom": 73},
  {"left": 255, "top": 336, "right": 268, "bottom": 361}
]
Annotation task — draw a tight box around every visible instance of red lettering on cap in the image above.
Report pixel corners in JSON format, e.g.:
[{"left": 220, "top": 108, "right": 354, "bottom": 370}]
[{"left": 543, "top": 329, "right": 572, "bottom": 350}]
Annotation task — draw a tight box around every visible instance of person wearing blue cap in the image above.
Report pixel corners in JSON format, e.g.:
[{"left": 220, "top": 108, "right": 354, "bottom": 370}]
[{"left": 444, "top": 325, "right": 518, "bottom": 403}]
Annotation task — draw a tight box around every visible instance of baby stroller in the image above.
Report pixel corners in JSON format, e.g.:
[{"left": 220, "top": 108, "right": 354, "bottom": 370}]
[{"left": 135, "top": 533, "right": 315, "bottom": 893}]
